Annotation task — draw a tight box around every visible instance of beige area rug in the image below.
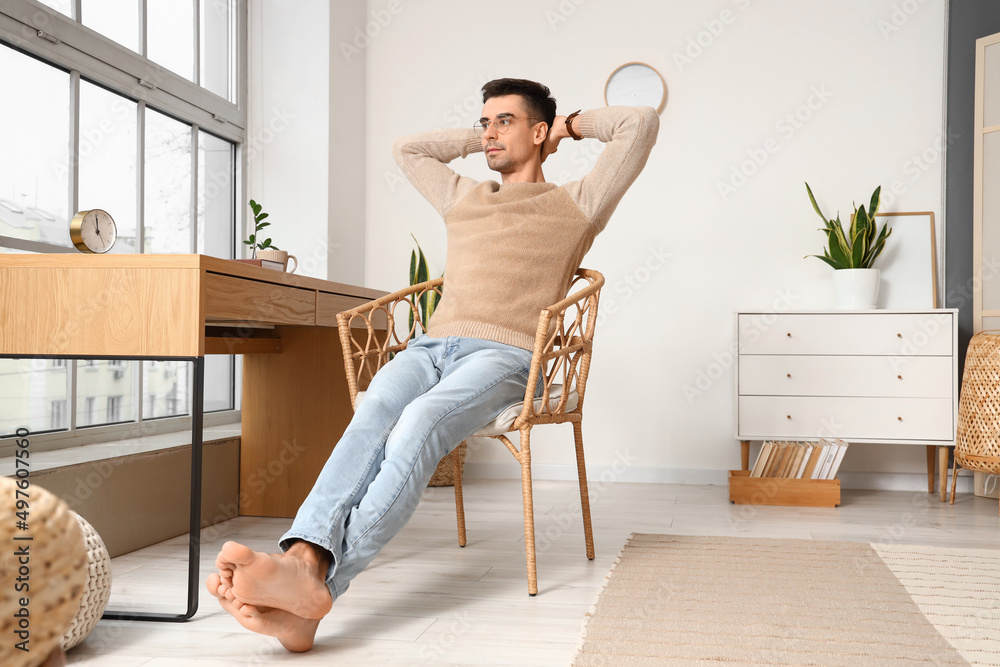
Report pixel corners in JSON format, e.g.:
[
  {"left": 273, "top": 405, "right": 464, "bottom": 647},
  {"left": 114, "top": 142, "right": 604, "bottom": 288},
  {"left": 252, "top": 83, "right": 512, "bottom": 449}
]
[{"left": 572, "top": 534, "right": 1000, "bottom": 666}]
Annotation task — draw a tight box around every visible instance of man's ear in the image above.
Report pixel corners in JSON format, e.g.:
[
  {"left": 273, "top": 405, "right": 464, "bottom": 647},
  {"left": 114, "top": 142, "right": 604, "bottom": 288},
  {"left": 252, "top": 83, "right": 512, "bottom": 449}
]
[{"left": 534, "top": 121, "right": 548, "bottom": 147}]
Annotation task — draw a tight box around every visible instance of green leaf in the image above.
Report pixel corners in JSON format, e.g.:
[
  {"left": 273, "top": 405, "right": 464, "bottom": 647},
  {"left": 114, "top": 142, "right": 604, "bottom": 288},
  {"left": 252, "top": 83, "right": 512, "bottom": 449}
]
[
  {"left": 409, "top": 250, "right": 417, "bottom": 286},
  {"left": 248, "top": 234, "right": 255, "bottom": 243},
  {"left": 242, "top": 239, "right": 252, "bottom": 246},
  {"left": 806, "top": 253, "right": 841, "bottom": 270},
  {"left": 256, "top": 221, "right": 270, "bottom": 230},
  {"left": 805, "top": 182, "right": 828, "bottom": 223},
  {"left": 255, "top": 212, "right": 269, "bottom": 223},
  {"left": 828, "top": 219, "right": 852, "bottom": 268},
  {"left": 261, "top": 239, "right": 272, "bottom": 249},
  {"left": 249, "top": 200, "right": 261, "bottom": 216},
  {"left": 868, "top": 186, "right": 881, "bottom": 219},
  {"left": 851, "top": 204, "right": 870, "bottom": 268}
]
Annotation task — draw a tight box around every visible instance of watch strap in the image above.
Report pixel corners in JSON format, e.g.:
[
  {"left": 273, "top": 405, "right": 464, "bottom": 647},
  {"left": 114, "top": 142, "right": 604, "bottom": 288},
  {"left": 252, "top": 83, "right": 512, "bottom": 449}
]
[{"left": 565, "top": 110, "right": 583, "bottom": 141}]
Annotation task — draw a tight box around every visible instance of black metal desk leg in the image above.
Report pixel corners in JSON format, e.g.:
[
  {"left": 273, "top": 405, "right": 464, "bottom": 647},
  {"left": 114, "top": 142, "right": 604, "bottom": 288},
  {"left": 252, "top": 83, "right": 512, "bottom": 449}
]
[{"left": 103, "top": 356, "right": 204, "bottom": 622}]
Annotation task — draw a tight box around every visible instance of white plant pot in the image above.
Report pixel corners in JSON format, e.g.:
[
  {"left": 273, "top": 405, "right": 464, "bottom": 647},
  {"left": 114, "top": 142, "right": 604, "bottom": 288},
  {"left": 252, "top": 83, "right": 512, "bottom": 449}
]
[{"left": 832, "top": 268, "right": 880, "bottom": 309}]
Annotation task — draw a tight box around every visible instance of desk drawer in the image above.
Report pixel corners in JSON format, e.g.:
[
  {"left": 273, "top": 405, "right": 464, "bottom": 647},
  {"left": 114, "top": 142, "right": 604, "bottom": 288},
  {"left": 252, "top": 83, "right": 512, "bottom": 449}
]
[
  {"left": 738, "top": 396, "right": 954, "bottom": 441},
  {"left": 205, "top": 273, "right": 314, "bottom": 325},
  {"left": 739, "top": 355, "right": 953, "bottom": 398},
  {"left": 738, "top": 313, "right": 953, "bottom": 356}
]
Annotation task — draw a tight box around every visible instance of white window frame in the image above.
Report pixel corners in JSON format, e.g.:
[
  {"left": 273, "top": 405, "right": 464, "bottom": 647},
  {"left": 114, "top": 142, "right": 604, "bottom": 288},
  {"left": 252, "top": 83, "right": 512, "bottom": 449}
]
[{"left": 0, "top": 0, "right": 248, "bottom": 455}]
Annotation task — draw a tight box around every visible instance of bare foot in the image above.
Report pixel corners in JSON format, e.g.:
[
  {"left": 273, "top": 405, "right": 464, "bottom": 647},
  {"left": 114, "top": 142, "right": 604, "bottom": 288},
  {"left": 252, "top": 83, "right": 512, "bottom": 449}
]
[
  {"left": 206, "top": 573, "right": 320, "bottom": 652},
  {"left": 214, "top": 540, "right": 333, "bottom": 619}
]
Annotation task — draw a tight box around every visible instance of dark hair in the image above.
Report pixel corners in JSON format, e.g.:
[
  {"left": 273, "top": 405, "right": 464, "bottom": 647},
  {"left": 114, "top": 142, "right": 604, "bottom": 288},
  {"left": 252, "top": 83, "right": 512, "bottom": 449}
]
[{"left": 481, "top": 78, "right": 557, "bottom": 133}]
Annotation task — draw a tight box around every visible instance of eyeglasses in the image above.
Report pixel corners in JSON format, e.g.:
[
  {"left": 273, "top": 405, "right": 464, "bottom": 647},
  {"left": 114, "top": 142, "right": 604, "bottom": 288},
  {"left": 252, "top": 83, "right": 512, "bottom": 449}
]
[{"left": 473, "top": 114, "right": 541, "bottom": 136}]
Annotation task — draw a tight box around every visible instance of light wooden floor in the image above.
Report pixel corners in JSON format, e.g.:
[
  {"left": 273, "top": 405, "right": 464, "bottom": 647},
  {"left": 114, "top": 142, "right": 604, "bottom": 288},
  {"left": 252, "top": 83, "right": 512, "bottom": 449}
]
[{"left": 66, "top": 478, "right": 1000, "bottom": 666}]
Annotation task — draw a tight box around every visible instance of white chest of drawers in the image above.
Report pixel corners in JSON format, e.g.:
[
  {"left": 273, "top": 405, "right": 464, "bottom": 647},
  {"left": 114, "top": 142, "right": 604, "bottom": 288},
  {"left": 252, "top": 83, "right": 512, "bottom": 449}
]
[{"left": 734, "top": 310, "right": 958, "bottom": 497}]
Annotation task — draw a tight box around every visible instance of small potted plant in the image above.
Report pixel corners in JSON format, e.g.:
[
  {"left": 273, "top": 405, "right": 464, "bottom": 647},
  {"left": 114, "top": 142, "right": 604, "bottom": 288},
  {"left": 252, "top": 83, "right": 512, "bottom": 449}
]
[
  {"left": 804, "top": 183, "right": 892, "bottom": 309},
  {"left": 244, "top": 199, "right": 275, "bottom": 259}
]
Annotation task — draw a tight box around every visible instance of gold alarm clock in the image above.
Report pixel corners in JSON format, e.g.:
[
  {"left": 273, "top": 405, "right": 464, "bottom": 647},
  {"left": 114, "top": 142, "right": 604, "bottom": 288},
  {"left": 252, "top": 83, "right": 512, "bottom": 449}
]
[{"left": 70, "top": 209, "right": 117, "bottom": 253}]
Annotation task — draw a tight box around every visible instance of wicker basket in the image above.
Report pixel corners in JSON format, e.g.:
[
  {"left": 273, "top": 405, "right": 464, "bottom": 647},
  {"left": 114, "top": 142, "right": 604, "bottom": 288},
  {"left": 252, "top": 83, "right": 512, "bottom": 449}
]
[
  {"left": 428, "top": 441, "right": 467, "bottom": 487},
  {"left": 0, "top": 478, "right": 88, "bottom": 667},
  {"left": 951, "top": 331, "right": 1000, "bottom": 512}
]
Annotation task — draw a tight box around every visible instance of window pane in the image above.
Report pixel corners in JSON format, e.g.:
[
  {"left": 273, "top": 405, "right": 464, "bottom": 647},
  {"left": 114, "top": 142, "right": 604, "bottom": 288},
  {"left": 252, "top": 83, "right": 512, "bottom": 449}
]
[
  {"left": 0, "top": 360, "right": 69, "bottom": 436},
  {"left": 147, "top": 0, "right": 194, "bottom": 81},
  {"left": 144, "top": 108, "right": 192, "bottom": 253},
  {"left": 143, "top": 361, "right": 190, "bottom": 419},
  {"left": 82, "top": 0, "right": 140, "bottom": 53},
  {"left": 204, "top": 356, "right": 233, "bottom": 412},
  {"left": 0, "top": 45, "right": 71, "bottom": 247},
  {"left": 198, "top": 131, "right": 234, "bottom": 258},
  {"left": 36, "top": 0, "right": 72, "bottom": 18},
  {"left": 77, "top": 360, "right": 136, "bottom": 426},
  {"left": 79, "top": 80, "right": 138, "bottom": 253},
  {"left": 201, "top": 0, "right": 235, "bottom": 101}
]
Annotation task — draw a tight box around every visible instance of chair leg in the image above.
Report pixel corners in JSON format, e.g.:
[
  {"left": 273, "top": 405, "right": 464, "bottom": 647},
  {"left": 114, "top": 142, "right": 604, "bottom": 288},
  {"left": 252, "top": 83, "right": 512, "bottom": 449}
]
[
  {"left": 453, "top": 442, "right": 467, "bottom": 547},
  {"left": 519, "top": 428, "right": 538, "bottom": 596},
  {"left": 949, "top": 450, "right": 958, "bottom": 505},
  {"left": 573, "top": 421, "right": 595, "bottom": 561}
]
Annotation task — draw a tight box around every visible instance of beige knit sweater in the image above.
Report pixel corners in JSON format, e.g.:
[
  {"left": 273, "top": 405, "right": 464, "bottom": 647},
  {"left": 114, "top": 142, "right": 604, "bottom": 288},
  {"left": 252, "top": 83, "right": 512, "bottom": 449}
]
[{"left": 392, "top": 106, "right": 659, "bottom": 351}]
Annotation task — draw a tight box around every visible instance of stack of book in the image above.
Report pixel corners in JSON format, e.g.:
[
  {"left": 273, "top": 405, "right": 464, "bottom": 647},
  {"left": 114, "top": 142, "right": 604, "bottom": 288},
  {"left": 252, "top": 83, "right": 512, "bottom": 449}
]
[{"left": 749, "top": 438, "right": 848, "bottom": 480}]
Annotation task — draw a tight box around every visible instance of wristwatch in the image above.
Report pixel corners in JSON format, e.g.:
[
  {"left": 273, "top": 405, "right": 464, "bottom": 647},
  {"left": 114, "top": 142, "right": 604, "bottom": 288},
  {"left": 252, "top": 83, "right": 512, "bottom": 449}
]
[{"left": 565, "top": 110, "right": 583, "bottom": 141}]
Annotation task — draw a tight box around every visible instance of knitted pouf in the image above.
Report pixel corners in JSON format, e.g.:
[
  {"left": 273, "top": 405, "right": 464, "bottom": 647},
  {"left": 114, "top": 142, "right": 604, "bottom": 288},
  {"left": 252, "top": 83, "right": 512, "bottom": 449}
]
[
  {"left": 0, "top": 477, "right": 87, "bottom": 667},
  {"left": 60, "top": 512, "right": 112, "bottom": 651}
]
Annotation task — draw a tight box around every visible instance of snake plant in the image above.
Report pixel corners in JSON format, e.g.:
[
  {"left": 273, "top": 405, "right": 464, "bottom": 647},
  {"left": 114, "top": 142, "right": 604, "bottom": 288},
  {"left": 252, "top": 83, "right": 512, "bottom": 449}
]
[
  {"left": 408, "top": 234, "right": 442, "bottom": 333},
  {"left": 804, "top": 183, "right": 891, "bottom": 269}
]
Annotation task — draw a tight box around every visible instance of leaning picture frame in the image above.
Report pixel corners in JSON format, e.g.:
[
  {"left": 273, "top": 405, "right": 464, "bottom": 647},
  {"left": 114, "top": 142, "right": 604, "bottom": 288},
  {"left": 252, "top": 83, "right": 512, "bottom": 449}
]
[{"left": 874, "top": 212, "right": 938, "bottom": 309}]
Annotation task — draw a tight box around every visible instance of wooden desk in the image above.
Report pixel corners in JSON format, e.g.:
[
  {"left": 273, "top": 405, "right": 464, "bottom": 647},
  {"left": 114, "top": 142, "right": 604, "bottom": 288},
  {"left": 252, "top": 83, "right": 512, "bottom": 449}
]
[{"left": 0, "top": 253, "right": 386, "bottom": 619}]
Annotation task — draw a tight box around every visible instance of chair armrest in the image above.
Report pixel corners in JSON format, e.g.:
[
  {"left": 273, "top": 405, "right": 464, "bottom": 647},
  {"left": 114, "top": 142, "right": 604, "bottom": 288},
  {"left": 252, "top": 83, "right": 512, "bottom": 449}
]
[
  {"left": 513, "top": 269, "right": 605, "bottom": 429},
  {"left": 336, "top": 278, "right": 444, "bottom": 406}
]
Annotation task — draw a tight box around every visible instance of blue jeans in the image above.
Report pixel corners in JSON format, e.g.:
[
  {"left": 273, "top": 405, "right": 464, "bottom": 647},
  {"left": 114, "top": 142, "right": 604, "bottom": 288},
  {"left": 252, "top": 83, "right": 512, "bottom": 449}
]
[{"left": 278, "top": 335, "right": 536, "bottom": 601}]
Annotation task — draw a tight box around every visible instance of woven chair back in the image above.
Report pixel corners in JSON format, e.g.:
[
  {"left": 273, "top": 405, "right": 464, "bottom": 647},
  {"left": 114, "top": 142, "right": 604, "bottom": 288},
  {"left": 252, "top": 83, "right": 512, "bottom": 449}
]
[{"left": 956, "top": 330, "right": 1000, "bottom": 473}]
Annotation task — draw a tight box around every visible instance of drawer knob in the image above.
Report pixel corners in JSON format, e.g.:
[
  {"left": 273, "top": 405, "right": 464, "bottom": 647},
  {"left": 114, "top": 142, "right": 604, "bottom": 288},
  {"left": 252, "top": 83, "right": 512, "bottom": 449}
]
[
  {"left": 786, "top": 415, "right": 792, "bottom": 420},
  {"left": 897, "top": 375, "right": 902, "bottom": 380},
  {"left": 898, "top": 416, "right": 903, "bottom": 421},
  {"left": 786, "top": 333, "right": 792, "bottom": 338},
  {"left": 897, "top": 333, "right": 902, "bottom": 338},
  {"left": 786, "top": 373, "right": 792, "bottom": 378}
]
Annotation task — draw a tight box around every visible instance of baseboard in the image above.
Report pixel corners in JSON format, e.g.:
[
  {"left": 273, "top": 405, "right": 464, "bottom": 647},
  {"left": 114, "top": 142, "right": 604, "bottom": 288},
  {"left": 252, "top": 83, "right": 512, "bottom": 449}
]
[{"left": 462, "top": 463, "right": 977, "bottom": 493}]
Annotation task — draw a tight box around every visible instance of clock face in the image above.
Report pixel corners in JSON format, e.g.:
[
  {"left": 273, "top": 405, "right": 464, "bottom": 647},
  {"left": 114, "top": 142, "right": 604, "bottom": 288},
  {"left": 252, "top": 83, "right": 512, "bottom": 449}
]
[{"left": 71, "top": 209, "right": 117, "bottom": 254}]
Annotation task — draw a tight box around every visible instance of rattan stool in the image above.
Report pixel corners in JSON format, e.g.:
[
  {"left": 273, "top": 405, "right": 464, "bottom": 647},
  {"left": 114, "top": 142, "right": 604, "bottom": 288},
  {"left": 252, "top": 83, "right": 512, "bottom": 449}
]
[
  {"left": 951, "top": 330, "right": 1000, "bottom": 515},
  {"left": 0, "top": 477, "right": 88, "bottom": 667},
  {"left": 61, "top": 512, "right": 112, "bottom": 651}
]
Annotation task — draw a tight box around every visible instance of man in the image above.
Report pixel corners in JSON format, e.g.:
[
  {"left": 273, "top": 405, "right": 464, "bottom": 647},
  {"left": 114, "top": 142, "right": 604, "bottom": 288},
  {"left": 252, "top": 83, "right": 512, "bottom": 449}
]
[{"left": 207, "top": 78, "right": 658, "bottom": 652}]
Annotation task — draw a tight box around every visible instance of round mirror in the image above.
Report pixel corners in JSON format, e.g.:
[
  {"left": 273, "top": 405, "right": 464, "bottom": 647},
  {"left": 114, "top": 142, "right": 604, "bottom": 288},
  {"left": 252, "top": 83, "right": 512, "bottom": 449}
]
[{"left": 604, "top": 62, "right": 667, "bottom": 113}]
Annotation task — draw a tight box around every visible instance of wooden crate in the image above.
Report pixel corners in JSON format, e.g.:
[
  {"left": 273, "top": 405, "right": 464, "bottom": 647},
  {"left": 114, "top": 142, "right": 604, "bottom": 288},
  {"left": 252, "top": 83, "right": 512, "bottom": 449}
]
[{"left": 728, "top": 470, "right": 841, "bottom": 508}]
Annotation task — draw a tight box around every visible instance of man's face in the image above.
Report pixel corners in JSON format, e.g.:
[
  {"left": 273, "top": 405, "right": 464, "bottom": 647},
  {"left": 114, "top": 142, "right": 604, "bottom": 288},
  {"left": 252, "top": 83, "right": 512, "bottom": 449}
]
[{"left": 478, "top": 95, "right": 545, "bottom": 174}]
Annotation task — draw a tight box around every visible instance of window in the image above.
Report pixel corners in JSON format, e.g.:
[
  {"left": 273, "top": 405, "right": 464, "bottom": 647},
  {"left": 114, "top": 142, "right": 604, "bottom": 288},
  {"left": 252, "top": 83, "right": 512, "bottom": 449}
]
[
  {"left": 50, "top": 399, "right": 67, "bottom": 430},
  {"left": 0, "top": 1, "right": 246, "bottom": 451},
  {"left": 107, "top": 395, "right": 123, "bottom": 423}
]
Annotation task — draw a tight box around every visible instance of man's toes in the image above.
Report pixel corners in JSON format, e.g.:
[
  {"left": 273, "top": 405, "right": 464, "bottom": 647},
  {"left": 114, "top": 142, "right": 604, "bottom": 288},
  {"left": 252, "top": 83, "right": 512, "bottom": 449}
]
[
  {"left": 219, "top": 540, "right": 256, "bottom": 567},
  {"left": 206, "top": 573, "right": 225, "bottom": 599}
]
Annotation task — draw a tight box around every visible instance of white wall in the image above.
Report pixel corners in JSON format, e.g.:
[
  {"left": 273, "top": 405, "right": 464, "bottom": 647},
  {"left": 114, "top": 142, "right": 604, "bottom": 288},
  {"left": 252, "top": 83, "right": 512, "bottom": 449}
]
[
  {"left": 363, "top": 0, "right": 950, "bottom": 489},
  {"left": 248, "top": 0, "right": 366, "bottom": 284}
]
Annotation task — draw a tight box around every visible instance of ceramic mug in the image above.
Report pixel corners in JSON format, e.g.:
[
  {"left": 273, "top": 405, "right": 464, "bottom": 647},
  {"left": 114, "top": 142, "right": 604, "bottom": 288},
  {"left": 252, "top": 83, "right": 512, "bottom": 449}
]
[{"left": 257, "top": 248, "right": 298, "bottom": 273}]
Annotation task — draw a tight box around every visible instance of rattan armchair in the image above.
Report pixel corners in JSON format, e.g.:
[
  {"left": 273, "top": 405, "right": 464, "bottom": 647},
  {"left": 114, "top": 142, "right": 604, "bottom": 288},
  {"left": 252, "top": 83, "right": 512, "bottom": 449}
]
[{"left": 336, "top": 268, "right": 604, "bottom": 595}]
